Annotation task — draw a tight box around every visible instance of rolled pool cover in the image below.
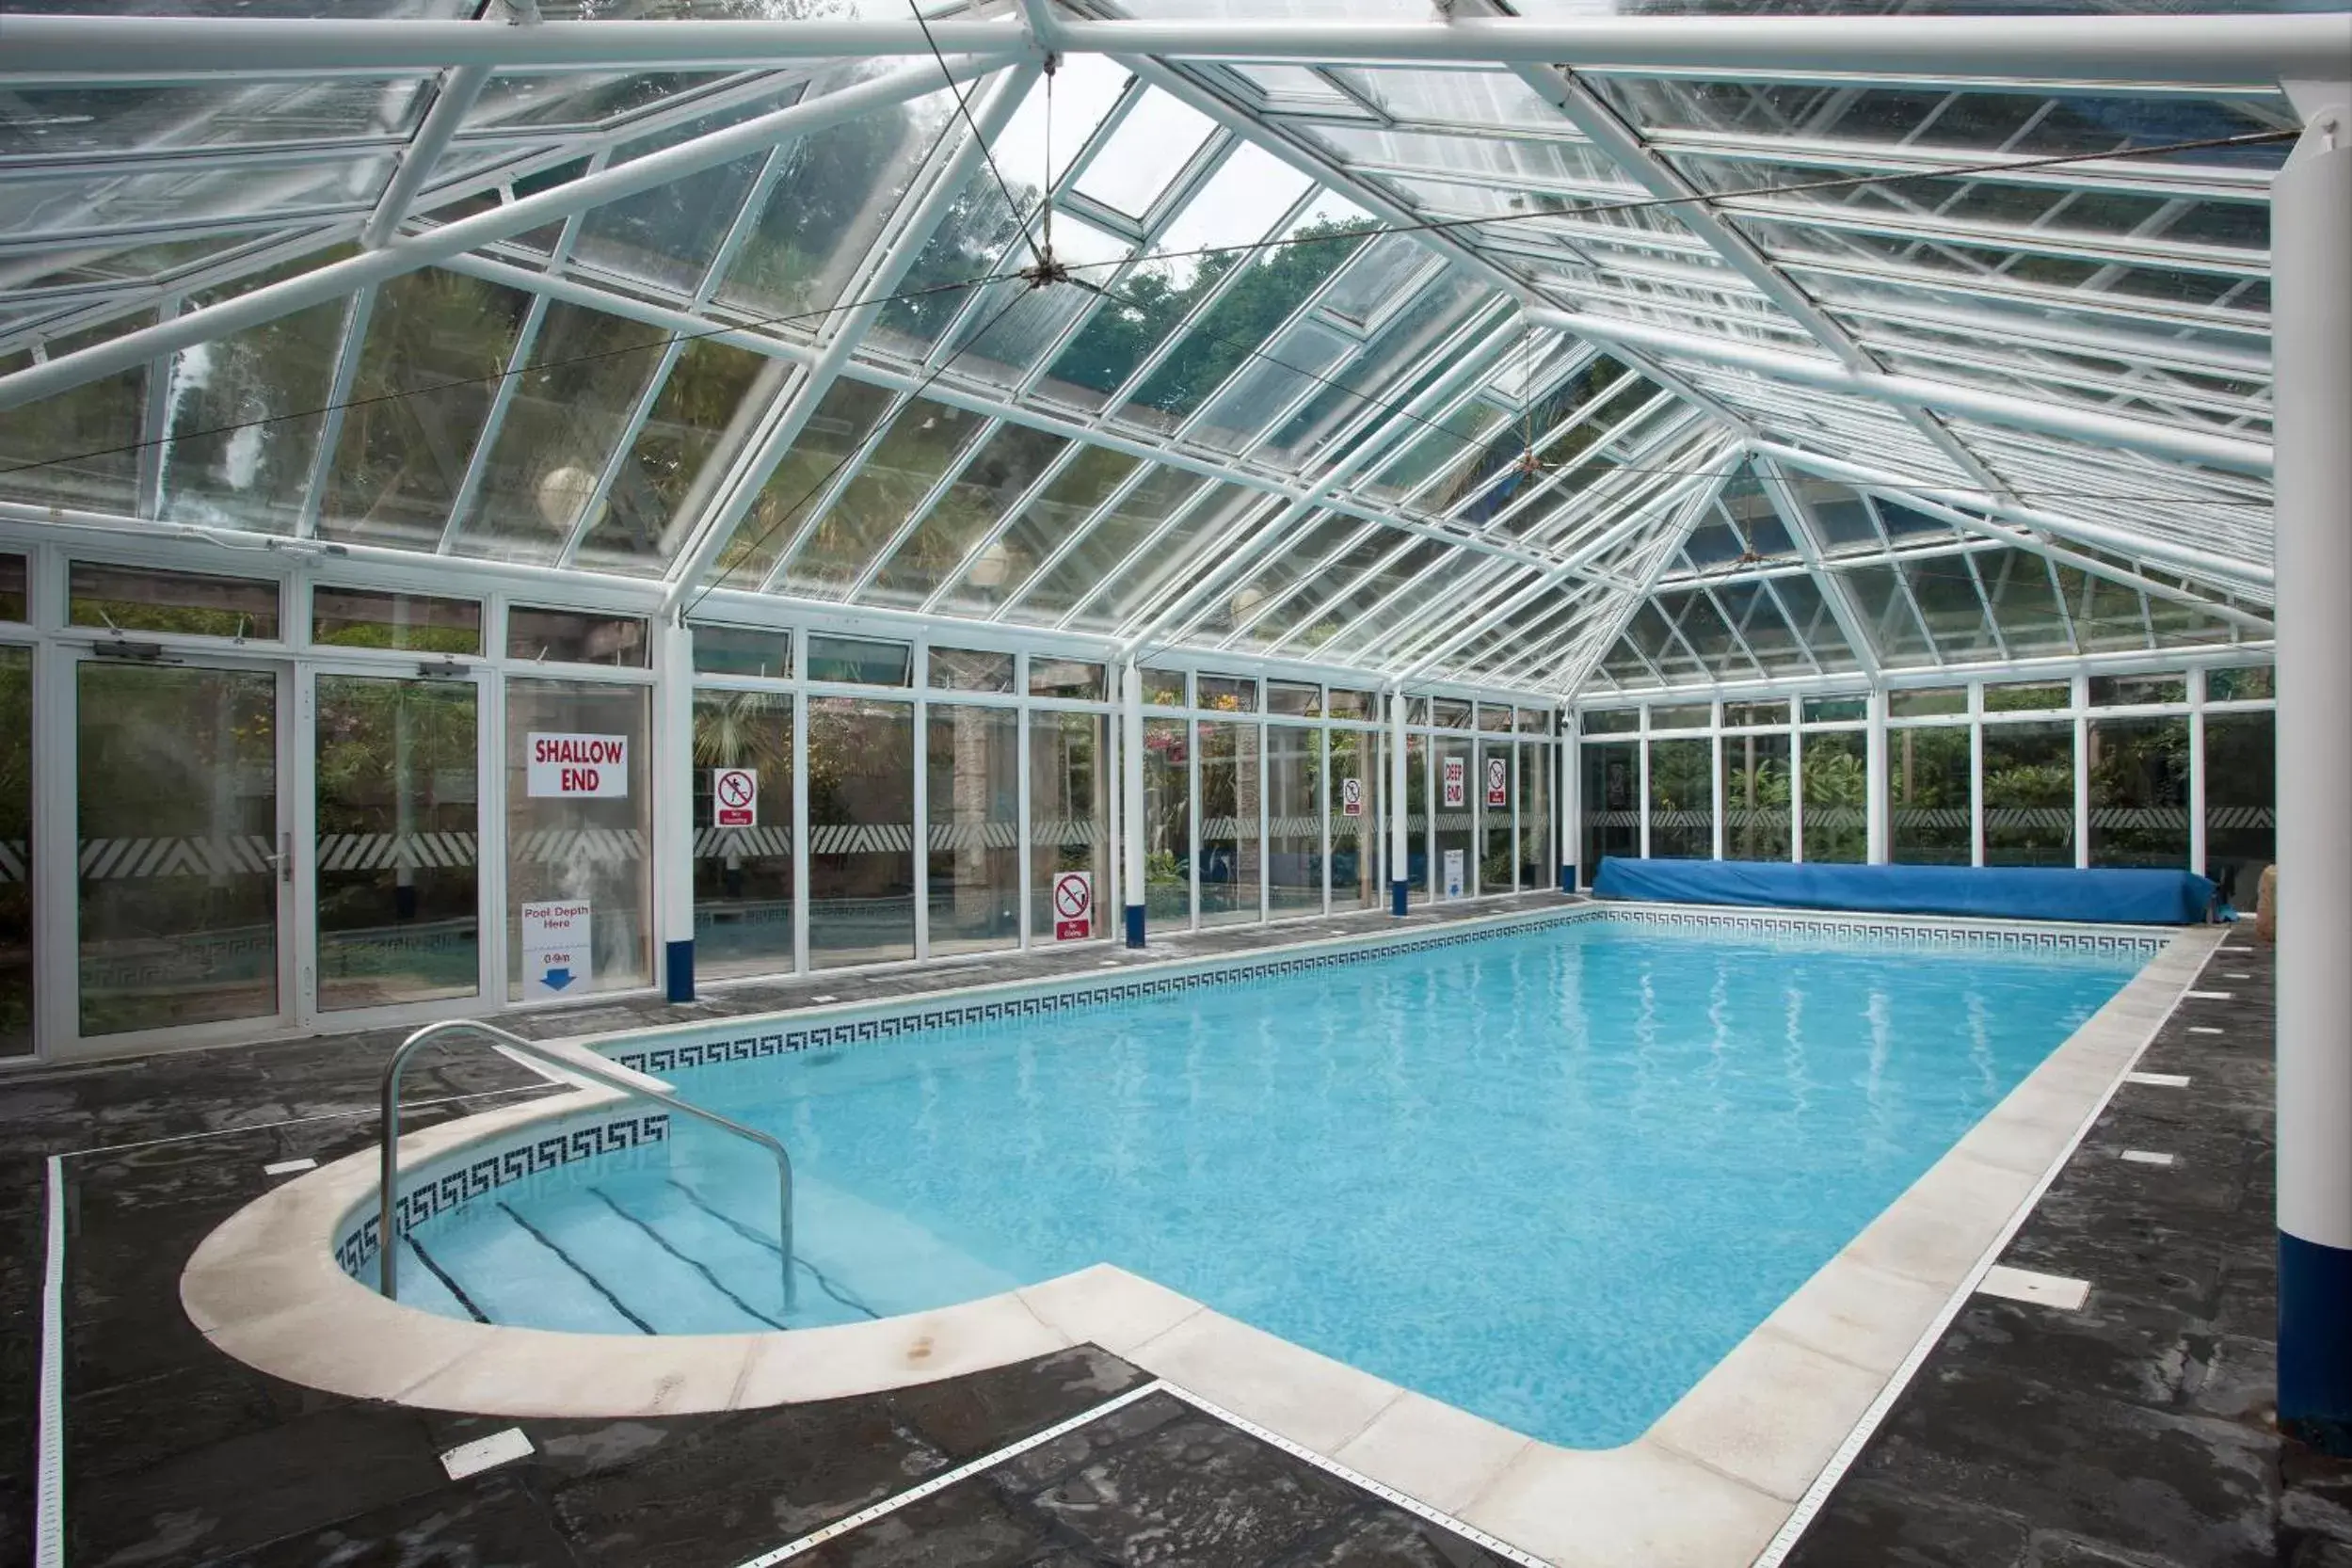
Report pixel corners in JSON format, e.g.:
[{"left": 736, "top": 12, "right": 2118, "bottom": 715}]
[{"left": 1591, "top": 857, "right": 2219, "bottom": 925}]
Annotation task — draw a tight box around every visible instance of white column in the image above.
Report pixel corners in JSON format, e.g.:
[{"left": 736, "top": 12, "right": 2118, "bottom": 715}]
[
  {"left": 1388, "top": 688, "right": 1410, "bottom": 915},
  {"left": 1790, "top": 723, "right": 1806, "bottom": 865},
  {"left": 1865, "top": 688, "right": 1890, "bottom": 864},
  {"left": 2189, "top": 671, "right": 2209, "bottom": 878},
  {"left": 2274, "top": 88, "right": 2352, "bottom": 1448},
  {"left": 1121, "top": 660, "right": 1145, "bottom": 946},
  {"left": 1559, "top": 718, "right": 1576, "bottom": 890},
  {"left": 652, "top": 617, "right": 696, "bottom": 1000}
]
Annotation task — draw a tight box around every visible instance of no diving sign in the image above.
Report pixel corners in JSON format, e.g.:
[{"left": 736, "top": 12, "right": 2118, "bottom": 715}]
[
  {"left": 1486, "top": 755, "right": 1509, "bottom": 807},
  {"left": 1051, "top": 871, "right": 1093, "bottom": 941},
  {"left": 713, "top": 766, "right": 758, "bottom": 826},
  {"left": 1340, "top": 776, "right": 1364, "bottom": 817}
]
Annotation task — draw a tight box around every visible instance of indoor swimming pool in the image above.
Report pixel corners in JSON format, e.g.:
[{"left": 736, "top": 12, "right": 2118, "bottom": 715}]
[{"left": 388, "top": 914, "right": 2150, "bottom": 1448}]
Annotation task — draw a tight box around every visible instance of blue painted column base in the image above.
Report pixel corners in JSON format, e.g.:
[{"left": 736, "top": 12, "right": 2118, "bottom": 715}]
[
  {"left": 1390, "top": 880, "right": 1409, "bottom": 918},
  {"left": 664, "top": 939, "right": 695, "bottom": 1003},
  {"left": 2281, "top": 1230, "right": 2352, "bottom": 1454},
  {"left": 1125, "top": 904, "right": 1145, "bottom": 949},
  {"left": 1559, "top": 864, "right": 1577, "bottom": 893}
]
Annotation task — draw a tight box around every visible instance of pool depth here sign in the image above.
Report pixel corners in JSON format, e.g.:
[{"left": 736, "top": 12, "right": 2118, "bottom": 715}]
[
  {"left": 1051, "top": 871, "right": 1093, "bottom": 941},
  {"left": 520, "top": 899, "right": 592, "bottom": 998},
  {"left": 527, "top": 733, "right": 629, "bottom": 798}
]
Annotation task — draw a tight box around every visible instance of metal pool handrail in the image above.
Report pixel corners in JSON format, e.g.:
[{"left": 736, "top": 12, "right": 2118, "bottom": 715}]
[{"left": 377, "top": 1017, "right": 794, "bottom": 1310}]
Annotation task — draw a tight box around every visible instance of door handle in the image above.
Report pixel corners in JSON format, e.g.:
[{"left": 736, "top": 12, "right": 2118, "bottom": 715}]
[{"left": 272, "top": 830, "right": 294, "bottom": 885}]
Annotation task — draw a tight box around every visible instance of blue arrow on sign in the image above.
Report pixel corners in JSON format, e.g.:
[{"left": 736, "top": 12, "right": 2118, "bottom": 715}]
[{"left": 542, "top": 967, "right": 574, "bottom": 991}]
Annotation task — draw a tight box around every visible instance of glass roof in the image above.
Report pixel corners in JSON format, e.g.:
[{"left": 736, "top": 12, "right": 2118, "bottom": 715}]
[{"left": 0, "top": 0, "right": 2311, "bottom": 700}]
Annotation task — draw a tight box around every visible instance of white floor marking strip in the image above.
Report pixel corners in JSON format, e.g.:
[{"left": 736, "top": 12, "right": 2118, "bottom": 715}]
[
  {"left": 1978, "top": 1265, "right": 2091, "bottom": 1311},
  {"left": 263, "top": 1157, "right": 317, "bottom": 1176},
  {"left": 731, "top": 1380, "right": 1171, "bottom": 1566},
  {"left": 1752, "top": 933, "right": 2218, "bottom": 1568},
  {"left": 440, "top": 1427, "right": 534, "bottom": 1480},
  {"left": 36, "top": 1155, "right": 64, "bottom": 1568},
  {"left": 808, "top": 995, "right": 839, "bottom": 1003},
  {"left": 2225, "top": 971, "right": 2252, "bottom": 980},
  {"left": 2189, "top": 1026, "right": 2226, "bottom": 1035},
  {"left": 2184, "top": 989, "right": 2234, "bottom": 1000},
  {"left": 2125, "top": 1071, "right": 2193, "bottom": 1087},
  {"left": 2121, "top": 1150, "right": 2177, "bottom": 1166}
]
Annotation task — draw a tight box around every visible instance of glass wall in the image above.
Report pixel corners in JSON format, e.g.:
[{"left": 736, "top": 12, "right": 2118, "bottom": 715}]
[
  {"left": 1329, "top": 726, "right": 1381, "bottom": 909},
  {"left": 1268, "top": 724, "right": 1320, "bottom": 916},
  {"left": 2205, "top": 710, "right": 2274, "bottom": 904},
  {"left": 1800, "top": 728, "right": 1867, "bottom": 863},
  {"left": 808, "top": 697, "right": 915, "bottom": 968},
  {"left": 1029, "top": 709, "right": 1110, "bottom": 942},
  {"left": 1982, "top": 722, "right": 2074, "bottom": 866},
  {"left": 506, "top": 678, "right": 650, "bottom": 1000},
  {"left": 1, "top": 647, "right": 29, "bottom": 1054},
  {"left": 1518, "top": 735, "right": 1551, "bottom": 889},
  {"left": 926, "top": 703, "right": 1020, "bottom": 954},
  {"left": 1721, "top": 729, "right": 1791, "bottom": 862},
  {"left": 1889, "top": 722, "right": 1971, "bottom": 864},
  {"left": 314, "top": 674, "right": 478, "bottom": 1010},
  {"left": 2088, "top": 713, "right": 2189, "bottom": 868},
  {"left": 1143, "top": 717, "right": 1190, "bottom": 925},
  {"left": 1580, "top": 738, "right": 1640, "bottom": 875},
  {"left": 1198, "top": 719, "right": 1259, "bottom": 924},
  {"left": 1647, "top": 737, "right": 1713, "bottom": 859},
  {"left": 691, "top": 689, "right": 794, "bottom": 979},
  {"left": 1405, "top": 731, "right": 1430, "bottom": 902}
]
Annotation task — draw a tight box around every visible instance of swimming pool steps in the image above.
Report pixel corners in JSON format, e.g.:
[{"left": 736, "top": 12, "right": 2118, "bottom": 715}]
[{"left": 403, "top": 1182, "right": 878, "bottom": 1334}]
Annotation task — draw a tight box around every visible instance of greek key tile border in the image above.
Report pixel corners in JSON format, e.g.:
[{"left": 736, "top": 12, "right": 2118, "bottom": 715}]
[
  {"left": 611, "top": 904, "right": 2166, "bottom": 1078},
  {"left": 1600, "top": 904, "right": 2170, "bottom": 957},
  {"left": 334, "top": 1111, "right": 670, "bottom": 1280}
]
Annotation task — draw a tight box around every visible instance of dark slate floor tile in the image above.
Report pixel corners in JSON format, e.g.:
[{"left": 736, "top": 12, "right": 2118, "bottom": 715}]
[
  {"left": 1026, "top": 1409, "right": 1362, "bottom": 1566},
  {"left": 546, "top": 1400, "right": 952, "bottom": 1566},
  {"left": 70, "top": 1404, "right": 451, "bottom": 1568},
  {"left": 1266, "top": 1509, "right": 1514, "bottom": 1568},
  {"left": 888, "top": 1346, "right": 1148, "bottom": 1464},
  {"left": 1940, "top": 1293, "right": 2200, "bottom": 1410},
  {"left": 67, "top": 1358, "right": 293, "bottom": 1483},
  {"left": 1853, "top": 1359, "right": 2279, "bottom": 1566},
  {"left": 1779, "top": 1478, "right": 2034, "bottom": 1568},
  {"left": 792, "top": 1485, "right": 1093, "bottom": 1568},
  {"left": 213, "top": 1475, "right": 584, "bottom": 1568}
]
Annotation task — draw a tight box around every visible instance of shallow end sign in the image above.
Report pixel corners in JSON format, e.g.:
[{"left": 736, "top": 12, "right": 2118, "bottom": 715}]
[
  {"left": 527, "top": 733, "right": 628, "bottom": 798},
  {"left": 1051, "top": 871, "right": 1093, "bottom": 941}
]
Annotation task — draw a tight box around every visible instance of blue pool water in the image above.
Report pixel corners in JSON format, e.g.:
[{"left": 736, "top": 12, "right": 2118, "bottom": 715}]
[{"left": 396, "top": 917, "right": 2144, "bottom": 1447}]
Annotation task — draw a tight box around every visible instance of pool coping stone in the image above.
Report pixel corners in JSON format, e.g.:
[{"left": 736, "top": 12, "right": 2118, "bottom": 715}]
[{"left": 179, "top": 902, "right": 2223, "bottom": 1568}]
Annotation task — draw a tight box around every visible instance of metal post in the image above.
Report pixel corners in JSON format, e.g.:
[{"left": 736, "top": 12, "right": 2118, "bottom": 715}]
[
  {"left": 1388, "top": 688, "right": 1409, "bottom": 916},
  {"left": 654, "top": 618, "right": 696, "bottom": 1001},
  {"left": 2275, "top": 87, "right": 2352, "bottom": 1454},
  {"left": 1122, "top": 661, "right": 1145, "bottom": 947},
  {"left": 1865, "top": 688, "right": 1890, "bottom": 864}
]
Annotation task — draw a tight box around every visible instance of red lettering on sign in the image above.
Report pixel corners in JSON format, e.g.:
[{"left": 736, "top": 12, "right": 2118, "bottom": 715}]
[{"left": 561, "top": 766, "right": 600, "bottom": 792}]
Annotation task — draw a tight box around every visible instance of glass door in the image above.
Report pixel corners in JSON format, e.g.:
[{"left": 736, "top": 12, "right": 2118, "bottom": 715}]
[
  {"left": 308, "top": 667, "right": 485, "bottom": 1015},
  {"left": 75, "top": 655, "right": 290, "bottom": 1040}
]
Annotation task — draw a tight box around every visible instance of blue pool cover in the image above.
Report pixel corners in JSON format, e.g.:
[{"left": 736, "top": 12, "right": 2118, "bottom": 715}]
[{"left": 1592, "top": 857, "right": 2217, "bottom": 924}]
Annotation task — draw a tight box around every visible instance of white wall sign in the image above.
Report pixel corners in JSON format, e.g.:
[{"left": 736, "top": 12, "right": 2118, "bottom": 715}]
[
  {"left": 1443, "top": 848, "right": 1465, "bottom": 898},
  {"left": 712, "top": 766, "right": 758, "bottom": 827},
  {"left": 1051, "top": 871, "right": 1094, "bottom": 941},
  {"left": 1340, "top": 776, "right": 1364, "bottom": 817},
  {"left": 526, "top": 733, "right": 629, "bottom": 799},
  {"left": 520, "top": 899, "right": 593, "bottom": 998},
  {"left": 1442, "top": 756, "right": 1466, "bottom": 808}
]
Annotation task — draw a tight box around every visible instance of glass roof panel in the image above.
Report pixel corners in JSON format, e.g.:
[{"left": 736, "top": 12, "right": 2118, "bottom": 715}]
[
  {"left": 453, "top": 299, "right": 671, "bottom": 565},
  {"left": 0, "top": 78, "right": 432, "bottom": 155},
  {"left": 317, "top": 268, "right": 531, "bottom": 552},
  {"left": 706, "top": 376, "right": 893, "bottom": 592},
  {"left": 937, "top": 441, "right": 1143, "bottom": 615},
  {"left": 0, "top": 317, "right": 145, "bottom": 516},
  {"left": 778, "top": 396, "right": 999, "bottom": 597},
  {"left": 855, "top": 420, "right": 1073, "bottom": 606},
  {"left": 1071, "top": 89, "right": 1218, "bottom": 216},
  {"left": 574, "top": 337, "right": 784, "bottom": 578},
  {"left": 1007, "top": 464, "right": 1208, "bottom": 623},
  {"left": 154, "top": 294, "right": 350, "bottom": 536}
]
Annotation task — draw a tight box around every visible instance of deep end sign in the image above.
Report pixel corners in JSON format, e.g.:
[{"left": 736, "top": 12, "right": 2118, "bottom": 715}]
[{"left": 527, "top": 732, "right": 630, "bottom": 798}]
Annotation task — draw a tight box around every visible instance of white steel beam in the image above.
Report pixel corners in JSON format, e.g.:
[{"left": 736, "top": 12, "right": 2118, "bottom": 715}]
[
  {"left": 360, "top": 63, "right": 489, "bottom": 248},
  {"left": 1534, "top": 475, "right": 1731, "bottom": 696},
  {"left": 1752, "top": 454, "right": 1882, "bottom": 678},
  {"left": 1523, "top": 306, "right": 2274, "bottom": 474},
  {"left": 0, "top": 56, "right": 991, "bottom": 413},
  {"left": 8, "top": 13, "right": 2340, "bottom": 87}
]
